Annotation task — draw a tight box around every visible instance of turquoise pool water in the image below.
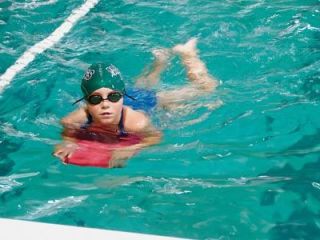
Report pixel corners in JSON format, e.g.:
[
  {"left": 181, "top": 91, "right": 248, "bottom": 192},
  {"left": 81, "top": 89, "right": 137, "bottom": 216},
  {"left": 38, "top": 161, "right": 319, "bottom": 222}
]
[{"left": 0, "top": 0, "right": 320, "bottom": 239}]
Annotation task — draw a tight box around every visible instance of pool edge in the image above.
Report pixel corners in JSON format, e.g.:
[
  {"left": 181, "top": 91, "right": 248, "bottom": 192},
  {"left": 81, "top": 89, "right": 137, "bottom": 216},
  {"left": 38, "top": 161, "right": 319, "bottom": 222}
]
[{"left": 0, "top": 218, "right": 188, "bottom": 240}]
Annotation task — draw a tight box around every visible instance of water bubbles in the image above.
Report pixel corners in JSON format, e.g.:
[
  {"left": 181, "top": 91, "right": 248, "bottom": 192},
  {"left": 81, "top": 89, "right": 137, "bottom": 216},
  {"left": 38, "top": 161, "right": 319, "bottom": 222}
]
[{"left": 312, "top": 182, "right": 320, "bottom": 190}]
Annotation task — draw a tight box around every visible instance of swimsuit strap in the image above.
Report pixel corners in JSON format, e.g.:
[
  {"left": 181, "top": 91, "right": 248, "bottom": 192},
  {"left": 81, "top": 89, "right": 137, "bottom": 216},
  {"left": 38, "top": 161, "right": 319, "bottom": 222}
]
[
  {"left": 118, "top": 108, "right": 128, "bottom": 137},
  {"left": 82, "top": 111, "right": 127, "bottom": 137},
  {"left": 81, "top": 114, "right": 93, "bottom": 129},
  {"left": 87, "top": 114, "right": 93, "bottom": 124}
]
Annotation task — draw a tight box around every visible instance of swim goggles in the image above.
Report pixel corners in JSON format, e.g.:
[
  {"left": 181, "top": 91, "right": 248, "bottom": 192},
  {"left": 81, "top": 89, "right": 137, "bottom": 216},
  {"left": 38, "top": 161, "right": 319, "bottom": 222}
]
[
  {"left": 73, "top": 91, "right": 135, "bottom": 105},
  {"left": 87, "top": 92, "right": 123, "bottom": 105}
]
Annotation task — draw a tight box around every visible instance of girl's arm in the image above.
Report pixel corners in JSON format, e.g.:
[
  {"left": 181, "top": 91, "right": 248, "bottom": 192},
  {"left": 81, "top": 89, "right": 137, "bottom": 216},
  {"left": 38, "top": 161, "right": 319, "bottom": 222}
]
[
  {"left": 61, "top": 106, "right": 88, "bottom": 129},
  {"left": 109, "top": 109, "right": 162, "bottom": 167},
  {"left": 53, "top": 107, "right": 88, "bottom": 161}
]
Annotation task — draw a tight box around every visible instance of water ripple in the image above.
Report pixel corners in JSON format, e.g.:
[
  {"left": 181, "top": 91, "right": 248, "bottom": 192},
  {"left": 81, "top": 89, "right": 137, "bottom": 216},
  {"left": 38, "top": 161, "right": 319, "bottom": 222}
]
[
  {"left": 0, "top": 122, "right": 58, "bottom": 145},
  {"left": 9, "top": 0, "right": 58, "bottom": 11},
  {"left": 20, "top": 195, "right": 88, "bottom": 220},
  {"left": 0, "top": 172, "right": 39, "bottom": 194},
  {"left": 96, "top": 175, "right": 291, "bottom": 193}
]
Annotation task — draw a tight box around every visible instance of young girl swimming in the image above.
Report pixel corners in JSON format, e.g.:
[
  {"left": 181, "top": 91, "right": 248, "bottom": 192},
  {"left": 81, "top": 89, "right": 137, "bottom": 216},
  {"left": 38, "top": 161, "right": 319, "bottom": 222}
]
[{"left": 54, "top": 38, "right": 220, "bottom": 168}]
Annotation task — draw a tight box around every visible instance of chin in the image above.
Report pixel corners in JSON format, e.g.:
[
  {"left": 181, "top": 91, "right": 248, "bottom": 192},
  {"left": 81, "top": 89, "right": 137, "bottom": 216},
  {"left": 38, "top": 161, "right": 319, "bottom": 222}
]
[{"left": 98, "top": 118, "right": 116, "bottom": 125}]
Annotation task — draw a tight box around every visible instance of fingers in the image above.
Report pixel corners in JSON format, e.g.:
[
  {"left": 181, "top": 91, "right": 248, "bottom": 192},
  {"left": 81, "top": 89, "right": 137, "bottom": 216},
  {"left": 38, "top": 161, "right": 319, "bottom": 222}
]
[
  {"left": 109, "top": 158, "right": 127, "bottom": 168},
  {"left": 53, "top": 150, "right": 67, "bottom": 162},
  {"left": 53, "top": 148, "right": 74, "bottom": 164},
  {"left": 53, "top": 142, "right": 78, "bottom": 163}
]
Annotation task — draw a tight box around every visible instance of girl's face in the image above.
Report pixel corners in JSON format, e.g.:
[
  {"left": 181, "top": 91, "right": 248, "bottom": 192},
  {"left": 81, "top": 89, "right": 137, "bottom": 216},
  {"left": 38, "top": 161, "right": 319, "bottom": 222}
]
[{"left": 86, "top": 87, "right": 123, "bottom": 126}]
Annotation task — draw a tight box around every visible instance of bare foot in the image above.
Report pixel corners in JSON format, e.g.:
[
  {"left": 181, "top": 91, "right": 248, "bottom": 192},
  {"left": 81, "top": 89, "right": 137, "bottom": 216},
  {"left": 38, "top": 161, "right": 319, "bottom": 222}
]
[
  {"left": 172, "top": 38, "right": 198, "bottom": 57},
  {"left": 172, "top": 37, "right": 219, "bottom": 92},
  {"left": 151, "top": 48, "right": 171, "bottom": 64},
  {"left": 135, "top": 48, "right": 171, "bottom": 88}
]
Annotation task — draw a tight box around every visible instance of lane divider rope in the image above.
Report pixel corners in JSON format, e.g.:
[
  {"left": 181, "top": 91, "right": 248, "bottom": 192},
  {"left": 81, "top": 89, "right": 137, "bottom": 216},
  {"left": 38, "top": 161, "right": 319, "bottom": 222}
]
[{"left": 0, "top": 0, "right": 101, "bottom": 93}]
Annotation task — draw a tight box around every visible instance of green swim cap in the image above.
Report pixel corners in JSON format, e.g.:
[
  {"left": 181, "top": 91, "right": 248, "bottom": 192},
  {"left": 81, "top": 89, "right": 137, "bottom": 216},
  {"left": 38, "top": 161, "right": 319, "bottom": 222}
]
[{"left": 81, "top": 63, "right": 125, "bottom": 97}]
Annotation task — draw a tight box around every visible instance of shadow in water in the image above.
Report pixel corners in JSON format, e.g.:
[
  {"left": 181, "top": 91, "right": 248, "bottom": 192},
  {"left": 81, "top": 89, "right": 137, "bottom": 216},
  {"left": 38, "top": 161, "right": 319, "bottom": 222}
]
[
  {"left": 0, "top": 138, "right": 20, "bottom": 176},
  {"left": 260, "top": 129, "right": 320, "bottom": 239},
  {"left": 269, "top": 207, "right": 320, "bottom": 240}
]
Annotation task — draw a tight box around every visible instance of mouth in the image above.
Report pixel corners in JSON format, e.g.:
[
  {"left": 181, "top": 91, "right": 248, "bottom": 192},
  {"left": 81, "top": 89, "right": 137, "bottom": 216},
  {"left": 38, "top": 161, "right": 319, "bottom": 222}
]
[{"left": 100, "top": 112, "right": 113, "bottom": 118}]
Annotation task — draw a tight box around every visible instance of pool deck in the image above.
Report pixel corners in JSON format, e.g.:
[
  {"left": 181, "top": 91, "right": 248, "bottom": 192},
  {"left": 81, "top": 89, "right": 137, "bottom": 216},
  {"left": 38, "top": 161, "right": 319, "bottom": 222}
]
[{"left": 0, "top": 218, "right": 187, "bottom": 240}]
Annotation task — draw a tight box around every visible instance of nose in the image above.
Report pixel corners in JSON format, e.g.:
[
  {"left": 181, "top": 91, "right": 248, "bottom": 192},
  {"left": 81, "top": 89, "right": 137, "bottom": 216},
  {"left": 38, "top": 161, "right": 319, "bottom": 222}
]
[{"left": 100, "top": 99, "right": 110, "bottom": 108}]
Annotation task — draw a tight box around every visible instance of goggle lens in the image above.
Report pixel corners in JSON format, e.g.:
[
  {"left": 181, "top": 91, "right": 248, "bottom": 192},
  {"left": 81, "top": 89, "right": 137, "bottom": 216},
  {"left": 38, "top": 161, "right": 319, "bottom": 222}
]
[
  {"left": 108, "top": 92, "right": 123, "bottom": 102},
  {"left": 87, "top": 92, "right": 122, "bottom": 105}
]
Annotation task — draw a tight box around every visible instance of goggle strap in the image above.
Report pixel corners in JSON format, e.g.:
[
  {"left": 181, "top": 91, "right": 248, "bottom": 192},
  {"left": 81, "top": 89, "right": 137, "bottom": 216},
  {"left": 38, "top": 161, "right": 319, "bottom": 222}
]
[
  {"left": 124, "top": 92, "right": 136, "bottom": 101},
  {"left": 72, "top": 92, "right": 136, "bottom": 105},
  {"left": 72, "top": 97, "right": 85, "bottom": 105}
]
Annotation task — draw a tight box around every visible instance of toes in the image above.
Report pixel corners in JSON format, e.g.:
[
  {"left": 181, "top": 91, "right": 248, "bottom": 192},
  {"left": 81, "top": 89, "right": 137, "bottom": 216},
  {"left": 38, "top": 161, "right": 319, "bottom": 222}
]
[
  {"left": 152, "top": 48, "right": 171, "bottom": 62},
  {"left": 172, "top": 37, "right": 198, "bottom": 56}
]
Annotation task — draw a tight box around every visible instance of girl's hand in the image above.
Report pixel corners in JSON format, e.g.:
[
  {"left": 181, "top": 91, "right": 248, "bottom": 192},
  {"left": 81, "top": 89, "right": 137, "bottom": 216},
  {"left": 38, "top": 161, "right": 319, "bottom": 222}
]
[
  {"left": 109, "top": 148, "right": 137, "bottom": 168},
  {"left": 53, "top": 142, "right": 78, "bottom": 163}
]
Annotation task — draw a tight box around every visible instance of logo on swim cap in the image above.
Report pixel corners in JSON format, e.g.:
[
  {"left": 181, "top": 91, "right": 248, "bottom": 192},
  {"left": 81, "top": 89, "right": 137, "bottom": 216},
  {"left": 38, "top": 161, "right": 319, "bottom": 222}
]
[
  {"left": 106, "top": 65, "right": 121, "bottom": 78},
  {"left": 80, "top": 63, "right": 126, "bottom": 97},
  {"left": 83, "top": 69, "right": 95, "bottom": 81}
]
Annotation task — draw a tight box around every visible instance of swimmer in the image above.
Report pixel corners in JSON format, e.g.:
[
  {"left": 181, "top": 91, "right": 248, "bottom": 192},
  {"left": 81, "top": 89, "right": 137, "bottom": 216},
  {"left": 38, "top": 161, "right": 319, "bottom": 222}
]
[{"left": 53, "top": 37, "right": 220, "bottom": 167}]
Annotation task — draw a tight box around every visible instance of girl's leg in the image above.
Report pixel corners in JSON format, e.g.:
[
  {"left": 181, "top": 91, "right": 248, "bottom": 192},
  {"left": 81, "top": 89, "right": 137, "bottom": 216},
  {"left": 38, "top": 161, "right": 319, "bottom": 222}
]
[
  {"left": 157, "top": 38, "right": 220, "bottom": 109},
  {"left": 157, "top": 85, "right": 223, "bottom": 111},
  {"left": 172, "top": 37, "right": 219, "bottom": 92},
  {"left": 135, "top": 49, "right": 171, "bottom": 89}
]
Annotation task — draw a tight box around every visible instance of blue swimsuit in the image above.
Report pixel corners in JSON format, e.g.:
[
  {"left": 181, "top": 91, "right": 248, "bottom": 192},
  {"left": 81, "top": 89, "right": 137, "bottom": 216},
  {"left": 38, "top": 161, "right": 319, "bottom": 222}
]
[{"left": 124, "top": 88, "right": 157, "bottom": 113}]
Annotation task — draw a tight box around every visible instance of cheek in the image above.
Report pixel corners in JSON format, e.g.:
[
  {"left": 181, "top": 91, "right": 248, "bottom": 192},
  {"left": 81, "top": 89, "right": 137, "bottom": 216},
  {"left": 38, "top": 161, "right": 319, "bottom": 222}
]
[
  {"left": 113, "top": 99, "right": 123, "bottom": 111},
  {"left": 87, "top": 105, "right": 100, "bottom": 117}
]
